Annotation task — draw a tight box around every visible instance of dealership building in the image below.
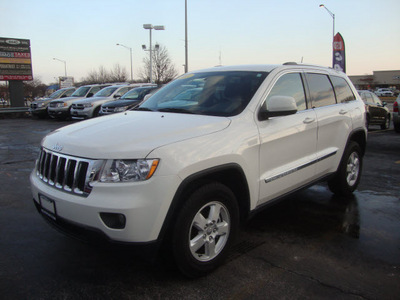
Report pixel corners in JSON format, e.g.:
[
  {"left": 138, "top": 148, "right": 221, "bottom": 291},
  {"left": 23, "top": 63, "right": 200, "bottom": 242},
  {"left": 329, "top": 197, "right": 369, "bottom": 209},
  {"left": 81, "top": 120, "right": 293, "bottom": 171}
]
[{"left": 349, "top": 70, "right": 400, "bottom": 91}]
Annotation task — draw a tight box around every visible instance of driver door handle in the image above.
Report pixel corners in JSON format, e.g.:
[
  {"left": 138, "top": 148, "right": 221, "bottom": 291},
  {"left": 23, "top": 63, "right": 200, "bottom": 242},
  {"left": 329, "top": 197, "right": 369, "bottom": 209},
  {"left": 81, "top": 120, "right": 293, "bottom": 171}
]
[{"left": 303, "top": 117, "right": 315, "bottom": 124}]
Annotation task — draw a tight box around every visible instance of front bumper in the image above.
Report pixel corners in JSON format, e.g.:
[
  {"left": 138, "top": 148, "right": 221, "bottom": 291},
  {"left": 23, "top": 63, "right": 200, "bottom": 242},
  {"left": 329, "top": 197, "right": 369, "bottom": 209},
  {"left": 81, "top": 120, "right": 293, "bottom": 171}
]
[
  {"left": 30, "top": 107, "right": 48, "bottom": 116},
  {"left": 48, "top": 107, "right": 70, "bottom": 118},
  {"left": 30, "top": 170, "right": 180, "bottom": 243},
  {"left": 70, "top": 107, "right": 93, "bottom": 119}
]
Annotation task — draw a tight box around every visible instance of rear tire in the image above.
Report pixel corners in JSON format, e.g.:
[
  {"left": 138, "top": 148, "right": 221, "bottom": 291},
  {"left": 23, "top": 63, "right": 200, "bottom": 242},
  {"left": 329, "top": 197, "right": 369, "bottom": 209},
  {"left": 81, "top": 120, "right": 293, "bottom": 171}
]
[
  {"left": 93, "top": 107, "right": 101, "bottom": 118},
  {"left": 394, "top": 122, "right": 400, "bottom": 133},
  {"left": 172, "top": 182, "right": 239, "bottom": 278},
  {"left": 328, "top": 141, "right": 362, "bottom": 197}
]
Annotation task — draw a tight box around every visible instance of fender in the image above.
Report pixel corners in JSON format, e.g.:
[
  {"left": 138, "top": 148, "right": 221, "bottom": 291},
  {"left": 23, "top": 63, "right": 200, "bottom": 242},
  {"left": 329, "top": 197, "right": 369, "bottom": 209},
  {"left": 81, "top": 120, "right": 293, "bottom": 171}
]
[{"left": 156, "top": 163, "right": 251, "bottom": 242}]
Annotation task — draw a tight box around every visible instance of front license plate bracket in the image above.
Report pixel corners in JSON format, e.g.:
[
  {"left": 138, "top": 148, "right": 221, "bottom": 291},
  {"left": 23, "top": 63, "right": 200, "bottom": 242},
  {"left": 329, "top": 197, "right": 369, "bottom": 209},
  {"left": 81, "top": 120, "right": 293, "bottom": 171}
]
[{"left": 39, "top": 195, "right": 56, "bottom": 220}]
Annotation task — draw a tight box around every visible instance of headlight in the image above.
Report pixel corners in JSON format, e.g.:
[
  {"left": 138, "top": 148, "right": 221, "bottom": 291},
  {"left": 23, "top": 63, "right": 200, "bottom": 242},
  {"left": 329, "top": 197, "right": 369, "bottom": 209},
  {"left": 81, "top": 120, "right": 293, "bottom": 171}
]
[
  {"left": 100, "top": 159, "right": 159, "bottom": 182},
  {"left": 37, "top": 103, "right": 44, "bottom": 108},
  {"left": 83, "top": 103, "right": 93, "bottom": 108},
  {"left": 56, "top": 102, "right": 67, "bottom": 108},
  {"left": 115, "top": 106, "right": 129, "bottom": 112}
]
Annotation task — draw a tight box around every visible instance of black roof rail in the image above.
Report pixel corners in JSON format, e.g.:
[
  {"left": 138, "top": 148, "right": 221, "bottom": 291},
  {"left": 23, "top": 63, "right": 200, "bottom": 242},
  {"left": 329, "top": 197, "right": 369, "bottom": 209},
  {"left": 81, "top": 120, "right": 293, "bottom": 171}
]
[{"left": 283, "top": 62, "right": 298, "bottom": 65}]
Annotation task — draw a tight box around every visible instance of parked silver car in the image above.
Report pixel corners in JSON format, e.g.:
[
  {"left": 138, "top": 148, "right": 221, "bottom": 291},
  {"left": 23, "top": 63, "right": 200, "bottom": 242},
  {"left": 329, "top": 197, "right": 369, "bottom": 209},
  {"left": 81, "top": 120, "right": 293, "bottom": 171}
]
[
  {"left": 48, "top": 84, "right": 110, "bottom": 119},
  {"left": 30, "top": 87, "right": 76, "bottom": 118},
  {"left": 71, "top": 83, "right": 157, "bottom": 118},
  {"left": 375, "top": 88, "right": 394, "bottom": 97},
  {"left": 70, "top": 84, "right": 132, "bottom": 119}
]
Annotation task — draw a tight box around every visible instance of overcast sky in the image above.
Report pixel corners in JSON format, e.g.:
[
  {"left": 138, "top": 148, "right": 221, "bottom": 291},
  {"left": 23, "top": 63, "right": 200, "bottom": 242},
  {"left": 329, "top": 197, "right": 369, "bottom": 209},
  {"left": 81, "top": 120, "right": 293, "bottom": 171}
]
[{"left": 1, "top": 0, "right": 399, "bottom": 84}]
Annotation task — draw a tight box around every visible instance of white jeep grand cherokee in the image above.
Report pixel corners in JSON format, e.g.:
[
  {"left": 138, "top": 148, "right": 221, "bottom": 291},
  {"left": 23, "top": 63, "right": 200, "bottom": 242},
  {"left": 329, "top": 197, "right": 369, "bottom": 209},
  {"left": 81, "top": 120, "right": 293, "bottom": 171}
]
[{"left": 31, "top": 64, "right": 367, "bottom": 277}]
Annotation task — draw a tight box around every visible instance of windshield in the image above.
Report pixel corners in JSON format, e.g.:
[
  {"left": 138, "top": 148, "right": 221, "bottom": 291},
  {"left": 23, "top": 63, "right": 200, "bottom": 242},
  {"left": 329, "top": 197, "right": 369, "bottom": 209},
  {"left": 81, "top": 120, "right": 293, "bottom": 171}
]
[
  {"left": 94, "top": 87, "right": 119, "bottom": 97},
  {"left": 139, "top": 71, "right": 268, "bottom": 116},
  {"left": 120, "top": 89, "right": 142, "bottom": 100},
  {"left": 120, "top": 88, "right": 151, "bottom": 100},
  {"left": 71, "top": 86, "right": 90, "bottom": 97},
  {"left": 48, "top": 89, "right": 66, "bottom": 99}
]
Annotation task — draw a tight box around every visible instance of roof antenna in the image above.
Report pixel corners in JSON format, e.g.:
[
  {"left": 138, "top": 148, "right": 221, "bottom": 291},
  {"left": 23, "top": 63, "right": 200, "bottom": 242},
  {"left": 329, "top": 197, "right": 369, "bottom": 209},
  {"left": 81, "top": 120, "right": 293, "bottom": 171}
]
[{"left": 301, "top": 57, "right": 304, "bottom": 63}]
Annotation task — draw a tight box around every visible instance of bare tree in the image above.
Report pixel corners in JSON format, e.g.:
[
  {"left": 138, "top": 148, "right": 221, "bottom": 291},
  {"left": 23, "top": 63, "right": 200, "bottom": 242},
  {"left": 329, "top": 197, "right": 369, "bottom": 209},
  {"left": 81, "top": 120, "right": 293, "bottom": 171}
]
[
  {"left": 80, "top": 64, "right": 128, "bottom": 84},
  {"left": 23, "top": 78, "right": 47, "bottom": 100},
  {"left": 110, "top": 64, "right": 128, "bottom": 82},
  {"left": 140, "top": 44, "right": 178, "bottom": 84}
]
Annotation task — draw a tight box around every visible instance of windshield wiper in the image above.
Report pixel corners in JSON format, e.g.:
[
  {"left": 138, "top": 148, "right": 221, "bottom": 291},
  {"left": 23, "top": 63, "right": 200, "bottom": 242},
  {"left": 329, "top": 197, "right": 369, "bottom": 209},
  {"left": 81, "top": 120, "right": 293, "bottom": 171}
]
[
  {"left": 133, "top": 107, "right": 154, "bottom": 111},
  {"left": 158, "top": 108, "right": 194, "bottom": 114}
]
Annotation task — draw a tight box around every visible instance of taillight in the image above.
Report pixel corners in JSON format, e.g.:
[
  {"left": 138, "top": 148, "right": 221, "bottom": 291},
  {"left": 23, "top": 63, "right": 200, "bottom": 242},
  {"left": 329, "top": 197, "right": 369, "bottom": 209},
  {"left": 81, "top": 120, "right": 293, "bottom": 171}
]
[{"left": 394, "top": 101, "right": 399, "bottom": 113}]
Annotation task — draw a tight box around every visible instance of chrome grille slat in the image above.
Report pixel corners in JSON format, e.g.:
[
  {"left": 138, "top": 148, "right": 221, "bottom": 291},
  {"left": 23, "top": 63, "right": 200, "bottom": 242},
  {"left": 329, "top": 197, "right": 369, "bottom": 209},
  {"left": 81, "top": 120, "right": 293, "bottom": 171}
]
[{"left": 35, "top": 148, "right": 103, "bottom": 197}]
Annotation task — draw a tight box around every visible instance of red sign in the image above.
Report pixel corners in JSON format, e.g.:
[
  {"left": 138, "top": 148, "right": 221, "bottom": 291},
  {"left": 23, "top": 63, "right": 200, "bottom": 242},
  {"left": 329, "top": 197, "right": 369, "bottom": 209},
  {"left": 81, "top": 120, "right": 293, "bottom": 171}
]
[
  {"left": 332, "top": 33, "right": 346, "bottom": 73},
  {"left": 0, "top": 75, "right": 33, "bottom": 80}
]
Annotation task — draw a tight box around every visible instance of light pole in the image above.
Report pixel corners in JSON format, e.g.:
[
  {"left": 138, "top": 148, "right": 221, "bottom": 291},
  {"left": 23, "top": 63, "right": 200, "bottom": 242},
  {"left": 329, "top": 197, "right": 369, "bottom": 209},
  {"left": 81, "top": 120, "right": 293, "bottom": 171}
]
[
  {"left": 185, "top": 0, "right": 188, "bottom": 73},
  {"left": 319, "top": 4, "right": 335, "bottom": 42},
  {"left": 116, "top": 43, "right": 133, "bottom": 81},
  {"left": 53, "top": 57, "right": 67, "bottom": 77},
  {"left": 142, "top": 24, "right": 165, "bottom": 83}
]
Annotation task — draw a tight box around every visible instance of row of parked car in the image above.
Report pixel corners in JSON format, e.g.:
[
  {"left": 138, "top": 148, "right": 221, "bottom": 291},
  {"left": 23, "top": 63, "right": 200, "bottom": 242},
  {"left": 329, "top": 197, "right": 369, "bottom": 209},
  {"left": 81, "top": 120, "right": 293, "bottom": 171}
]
[
  {"left": 30, "top": 82, "right": 400, "bottom": 133},
  {"left": 30, "top": 83, "right": 158, "bottom": 120}
]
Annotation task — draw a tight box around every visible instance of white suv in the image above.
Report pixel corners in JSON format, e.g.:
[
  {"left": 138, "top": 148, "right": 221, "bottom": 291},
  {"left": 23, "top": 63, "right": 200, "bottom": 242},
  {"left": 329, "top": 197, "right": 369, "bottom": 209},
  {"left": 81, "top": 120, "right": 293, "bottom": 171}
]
[{"left": 30, "top": 64, "right": 367, "bottom": 277}]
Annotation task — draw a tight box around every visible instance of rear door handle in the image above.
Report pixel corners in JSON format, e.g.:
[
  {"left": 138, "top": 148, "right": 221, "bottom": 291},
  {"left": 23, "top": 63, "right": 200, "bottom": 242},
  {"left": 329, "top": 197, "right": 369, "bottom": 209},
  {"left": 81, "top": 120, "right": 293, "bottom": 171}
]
[
  {"left": 303, "top": 117, "right": 315, "bottom": 124},
  {"left": 339, "top": 109, "right": 348, "bottom": 115}
]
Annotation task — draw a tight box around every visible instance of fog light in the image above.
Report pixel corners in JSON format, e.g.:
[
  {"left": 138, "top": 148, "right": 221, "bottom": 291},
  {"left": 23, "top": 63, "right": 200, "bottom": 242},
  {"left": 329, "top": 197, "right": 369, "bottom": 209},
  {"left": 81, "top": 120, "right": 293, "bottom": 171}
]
[{"left": 100, "top": 213, "right": 126, "bottom": 229}]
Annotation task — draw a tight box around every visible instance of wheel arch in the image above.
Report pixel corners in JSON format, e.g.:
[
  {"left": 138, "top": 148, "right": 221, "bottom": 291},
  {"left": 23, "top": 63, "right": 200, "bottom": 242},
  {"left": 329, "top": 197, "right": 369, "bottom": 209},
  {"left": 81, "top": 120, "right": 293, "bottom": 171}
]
[
  {"left": 347, "top": 128, "right": 367, "bottom": 157},
  {"left": 157, "top": 163, "right": 251, "bottom": 242}
]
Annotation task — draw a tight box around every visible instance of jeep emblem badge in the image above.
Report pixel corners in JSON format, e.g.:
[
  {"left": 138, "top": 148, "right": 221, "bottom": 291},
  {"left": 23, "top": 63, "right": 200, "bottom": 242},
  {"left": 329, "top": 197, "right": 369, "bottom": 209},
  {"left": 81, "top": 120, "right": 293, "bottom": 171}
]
[{"left": 52, "top": 143, "right": 63, "bottom": 152}]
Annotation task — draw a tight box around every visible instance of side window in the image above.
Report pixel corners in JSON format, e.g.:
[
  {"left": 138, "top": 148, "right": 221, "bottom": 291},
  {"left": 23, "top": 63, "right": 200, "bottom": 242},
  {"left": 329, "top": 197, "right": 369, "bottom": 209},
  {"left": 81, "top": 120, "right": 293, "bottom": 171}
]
[
  {"left": 371, "top": 93, "right": 382, "bottom": 106},
  {"left": 266, "top": 73, "right": 307, "bottom": 111},
  {"left": 91, "top": 87, "right": 102, "bottom": 95},
  {"left": 306, "top": 73, "right": 336, "bottom": 108},
  {"left": 65, "top": 89, "right": 75, "bottom": 97},
  {"left": 330, "top": 76, "right": 356, "bottom": 103},
  {"left": 118, "top": 87, "right": 130, "bottom": 96},
  {"left": 364, "top": 93, "right": 373, "bottom": 104},
  {"left": 359, "top": 92, "right": 367, "bottom": 103}
]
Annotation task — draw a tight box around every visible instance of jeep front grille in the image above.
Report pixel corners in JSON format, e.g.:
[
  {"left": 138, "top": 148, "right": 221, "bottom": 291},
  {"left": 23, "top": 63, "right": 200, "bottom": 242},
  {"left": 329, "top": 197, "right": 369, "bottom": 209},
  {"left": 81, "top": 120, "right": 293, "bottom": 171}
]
[{"left": 36, "top": 148, "right": 103, "bottom": 197}]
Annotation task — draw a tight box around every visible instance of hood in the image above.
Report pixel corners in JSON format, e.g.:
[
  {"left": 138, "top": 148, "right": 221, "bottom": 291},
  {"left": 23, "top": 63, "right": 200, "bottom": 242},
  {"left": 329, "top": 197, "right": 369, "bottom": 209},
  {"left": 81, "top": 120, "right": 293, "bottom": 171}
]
[
  {"left": 32, "top": 97, "right": 53, "bottom": 104},
  {"left": 42, "top": 111, "right": 231, "bottom": 159},
  {"left": 103, "top": 99, "right": 139, "bottom": 107},
  {"left": 74, "top": 96, "right": 112, "bottom": 105},
  {"left": 51, "top": 96, "right": 84, "bottom": 104}
]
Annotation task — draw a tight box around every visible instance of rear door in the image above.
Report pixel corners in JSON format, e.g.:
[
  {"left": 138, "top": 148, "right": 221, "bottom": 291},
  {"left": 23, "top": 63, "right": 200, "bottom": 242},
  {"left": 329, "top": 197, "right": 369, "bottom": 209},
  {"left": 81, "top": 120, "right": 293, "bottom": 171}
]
[{"left": 305, "top": 73, "right": 355, "bottom": 177}]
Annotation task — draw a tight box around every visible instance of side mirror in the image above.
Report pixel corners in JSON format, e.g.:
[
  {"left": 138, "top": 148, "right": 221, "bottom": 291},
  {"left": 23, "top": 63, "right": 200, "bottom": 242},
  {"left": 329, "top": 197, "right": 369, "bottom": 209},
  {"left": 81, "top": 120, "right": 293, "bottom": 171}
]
[
  {"left": 258, "top": 95, "right": 297, "bottom": 121},
  {"left": 382, "top": 101, "right": 387, "bottom": 107}
]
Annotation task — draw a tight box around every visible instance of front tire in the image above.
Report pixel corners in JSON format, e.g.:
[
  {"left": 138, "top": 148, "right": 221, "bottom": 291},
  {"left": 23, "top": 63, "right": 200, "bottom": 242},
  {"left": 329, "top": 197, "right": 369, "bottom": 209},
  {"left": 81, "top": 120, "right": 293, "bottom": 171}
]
[
  {"left": 328, "top": 141, "right": 362, "bottom": 196},
  {"left": 381, "top": 115, "right": 390, "bottom": 130},
  {"left": 172, "top": 182, "right": 239, "bottom": 278}
]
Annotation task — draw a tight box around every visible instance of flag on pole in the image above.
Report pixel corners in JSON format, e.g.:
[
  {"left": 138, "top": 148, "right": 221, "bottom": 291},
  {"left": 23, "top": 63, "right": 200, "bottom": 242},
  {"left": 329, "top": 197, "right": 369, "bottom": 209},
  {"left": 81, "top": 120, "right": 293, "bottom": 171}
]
[{"left": 333, "top": 33, "right": 346, "bottom": 73}]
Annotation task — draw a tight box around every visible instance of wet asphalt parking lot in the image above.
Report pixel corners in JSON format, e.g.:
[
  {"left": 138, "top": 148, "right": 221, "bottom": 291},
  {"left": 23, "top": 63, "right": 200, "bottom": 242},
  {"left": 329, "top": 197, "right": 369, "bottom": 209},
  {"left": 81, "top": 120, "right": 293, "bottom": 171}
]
[{"left": 0, "top": 117, "right": 399, "bottom": 299}]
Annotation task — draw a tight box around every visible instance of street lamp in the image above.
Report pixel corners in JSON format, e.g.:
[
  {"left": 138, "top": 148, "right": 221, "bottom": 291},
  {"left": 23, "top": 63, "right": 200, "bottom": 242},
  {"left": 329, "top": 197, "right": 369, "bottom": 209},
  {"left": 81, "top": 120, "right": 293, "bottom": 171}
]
[
  {"left": 142, "top": 24, "right": 165, "bottom": 83},
  {"left": 185, "top": 0, "right": 188, "bottom": 73},
  {"left": 116, "top": 43, "right": 133, "bottom": 81},
  {"left": 319, "top": 4, "right": 335, "bottom": 42},
  {"left": 53, "top": 57, "right": 67, "bottom": 77}
]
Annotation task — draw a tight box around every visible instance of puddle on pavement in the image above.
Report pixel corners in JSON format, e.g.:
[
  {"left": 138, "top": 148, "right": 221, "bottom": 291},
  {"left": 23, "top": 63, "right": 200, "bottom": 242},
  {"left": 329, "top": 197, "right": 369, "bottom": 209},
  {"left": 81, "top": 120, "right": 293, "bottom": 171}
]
[{"left": 244, "top": 184, "right": 400, "bottom": 265}]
